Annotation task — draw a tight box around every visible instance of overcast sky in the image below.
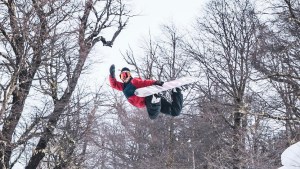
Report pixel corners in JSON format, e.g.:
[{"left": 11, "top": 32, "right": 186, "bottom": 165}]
[{"left": 83, "top": 0, "right": 206, "bottom": 88}]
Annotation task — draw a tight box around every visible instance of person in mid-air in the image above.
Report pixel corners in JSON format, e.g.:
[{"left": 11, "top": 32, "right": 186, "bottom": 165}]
[{"left": 109, "top": 64, "right": 183, "bottom": 119}]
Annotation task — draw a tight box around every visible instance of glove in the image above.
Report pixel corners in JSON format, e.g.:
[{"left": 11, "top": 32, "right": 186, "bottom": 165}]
[
  {"left": 154, "top": 80, "right": 164, "bottom": 86},
  {"left": 109, "top": 64, "right": 115, "bottom": 78}
]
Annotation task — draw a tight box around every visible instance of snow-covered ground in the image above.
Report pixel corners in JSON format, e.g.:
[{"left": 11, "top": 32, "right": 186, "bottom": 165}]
[{"left": 280, "top": 141, "right": 300, "bottom": 169}]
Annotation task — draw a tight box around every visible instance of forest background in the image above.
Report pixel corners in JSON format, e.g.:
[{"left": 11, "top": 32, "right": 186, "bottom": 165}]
[{"left": 0, "top": 0, "right": 299, "bottom": 168}]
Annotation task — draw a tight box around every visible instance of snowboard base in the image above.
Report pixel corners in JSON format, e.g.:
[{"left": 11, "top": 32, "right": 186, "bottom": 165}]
[{"left": 134, "top": 76, "right": 198, "bottom": 97}]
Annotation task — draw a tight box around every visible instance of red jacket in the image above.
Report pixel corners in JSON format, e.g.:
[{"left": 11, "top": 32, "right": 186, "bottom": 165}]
[{"left": 109, "top": 76, "right": 155, "bottom": 108}]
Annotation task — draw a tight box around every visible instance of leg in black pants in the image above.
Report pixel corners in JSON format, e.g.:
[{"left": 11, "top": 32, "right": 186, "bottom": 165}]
[
  {"left": 145, "top": 88, "right": 183, "bottom": 119},
  {"left": 161, "top": 88, "right": 183, "bottom": 116},
  {"left": 145, "top": 95, "right": 161, "bottom": 119},
  {"left": 170, "top": 88, "right": 183, "bottom": 116}
]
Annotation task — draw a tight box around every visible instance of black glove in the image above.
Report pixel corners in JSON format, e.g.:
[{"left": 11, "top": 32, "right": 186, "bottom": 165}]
[
  {"left": 154, "top": 80, "right": 164, "bottom": 86},
  {"left": 109, "top": 64, "right": 115, "bottom": 78}
]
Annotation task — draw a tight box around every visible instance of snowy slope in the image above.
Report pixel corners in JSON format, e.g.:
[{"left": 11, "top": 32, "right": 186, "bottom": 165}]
[{"left": 279, "top": 141, "right": 300, "bottom": 169}]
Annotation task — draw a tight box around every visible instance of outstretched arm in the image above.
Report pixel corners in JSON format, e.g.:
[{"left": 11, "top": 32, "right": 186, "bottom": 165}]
[
  {"left": 109, "top": 64, "right": 123, "bottom": 91},
  {"left": 132, "top": 78, "right": 163, "bottom": 88}
]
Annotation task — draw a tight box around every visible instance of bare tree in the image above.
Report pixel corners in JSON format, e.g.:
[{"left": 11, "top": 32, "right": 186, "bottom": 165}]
[
  {"left": 120, "top": 23, "right": 201, "bottom": 169},
  {"left": 185, "top": 0, "right": 260, "bottom": 168},
  {"left": 252, "top": 0, "right": 300, "bottom": 145},
  {"left": 123, "top": 23, "right": 191, "bottom": 80},
  {"left": 0, "top": 0, "right": 131, "bottom": 168}
]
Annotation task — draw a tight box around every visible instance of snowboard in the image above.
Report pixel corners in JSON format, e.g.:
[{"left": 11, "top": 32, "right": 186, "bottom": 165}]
[{"left": 134, "top": 76, "right": 199, "bottom": 97}]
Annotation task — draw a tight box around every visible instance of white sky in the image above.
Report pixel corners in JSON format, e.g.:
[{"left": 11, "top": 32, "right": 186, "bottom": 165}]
[
  {"left": 114, "top": 0, "right": 204, "bottom": 47},
  {"left": 84, "top": 0, "right": 206, "bottom": 88}
]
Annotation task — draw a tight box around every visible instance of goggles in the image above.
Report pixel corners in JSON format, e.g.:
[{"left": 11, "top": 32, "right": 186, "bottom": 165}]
[{"left": 119, "top": 71, "right": 131, "bottom": 81}]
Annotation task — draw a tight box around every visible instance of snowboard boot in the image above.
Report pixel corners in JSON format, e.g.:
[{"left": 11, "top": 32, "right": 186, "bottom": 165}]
[
  {"left": 151, "top": 94, "right": 161, "bottom": 104},
  {"left": 170, "top": 87, "right": 183, "bottom": 116},
  {"left": 146, "top": 94, "right": 162, "bottom": 119},
  {"left": 172, "top": 87, "right": 182, "bottom": 94},
  {"left": 180, "top": 84, "right": 189, "bottom": 91},
  {"left": 161, "top": 90, "right": 173, "bottom": 103}
]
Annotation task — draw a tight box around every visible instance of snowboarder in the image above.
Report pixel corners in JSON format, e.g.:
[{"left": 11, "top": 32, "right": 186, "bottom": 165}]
[{"left": 109, "top": 64, "right": 183, "bottom": 119}]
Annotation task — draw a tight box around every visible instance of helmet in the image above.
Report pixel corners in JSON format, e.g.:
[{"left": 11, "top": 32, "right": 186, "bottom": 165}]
[
  {"left": 121, "top": 67, "right": 130, "bottom": 72},
  {"left": 119, "top": 67, "right": 131, "bottom": 82}
]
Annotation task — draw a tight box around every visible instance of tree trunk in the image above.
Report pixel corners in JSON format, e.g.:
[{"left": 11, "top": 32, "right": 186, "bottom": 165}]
[{"left": 166, "top": 118, "right": 175, "bottom": 169}]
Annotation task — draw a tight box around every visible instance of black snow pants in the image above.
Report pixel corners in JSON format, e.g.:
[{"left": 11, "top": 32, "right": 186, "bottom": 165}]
[{"left": 145, "top": 90, "right": 183, "bottom": 119}]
